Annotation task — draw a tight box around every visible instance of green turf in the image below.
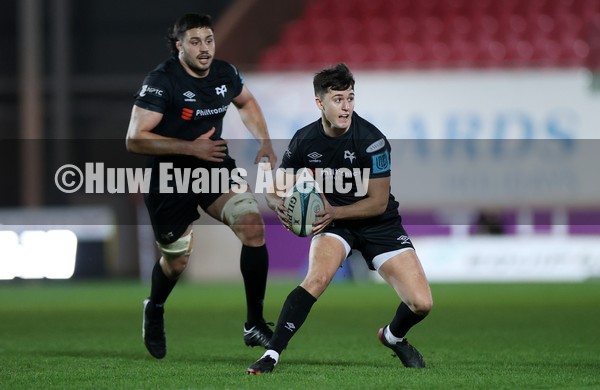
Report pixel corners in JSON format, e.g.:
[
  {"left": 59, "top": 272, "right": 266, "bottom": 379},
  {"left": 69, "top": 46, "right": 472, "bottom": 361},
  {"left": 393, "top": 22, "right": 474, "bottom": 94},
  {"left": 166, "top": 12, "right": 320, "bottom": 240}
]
[{"left": 0, "top": 280, "right": 598, "bottom": 389}]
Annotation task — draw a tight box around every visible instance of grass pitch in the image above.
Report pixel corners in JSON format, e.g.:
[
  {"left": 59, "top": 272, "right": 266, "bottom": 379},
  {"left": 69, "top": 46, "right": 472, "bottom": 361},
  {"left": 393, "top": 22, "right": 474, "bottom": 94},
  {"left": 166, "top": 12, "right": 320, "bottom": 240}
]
[{"left": 0, "top": 280, "right": 598, "bottom": 389}]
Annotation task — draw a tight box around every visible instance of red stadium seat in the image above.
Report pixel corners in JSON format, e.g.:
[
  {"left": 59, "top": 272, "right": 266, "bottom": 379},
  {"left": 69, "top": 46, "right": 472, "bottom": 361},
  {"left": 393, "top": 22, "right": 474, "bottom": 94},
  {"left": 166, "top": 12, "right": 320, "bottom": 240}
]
[
  {"left": 448, "top": 38, "right": 480, "bottom": 67},
  {"left": 586, "top": 15, "right": 600, "bottom": 70},
  {"left": 392, "top": 16, "right": 418, "bottom": 40},
  {"left": 258, "top": 0, "right": 600, "bottom": 70}
]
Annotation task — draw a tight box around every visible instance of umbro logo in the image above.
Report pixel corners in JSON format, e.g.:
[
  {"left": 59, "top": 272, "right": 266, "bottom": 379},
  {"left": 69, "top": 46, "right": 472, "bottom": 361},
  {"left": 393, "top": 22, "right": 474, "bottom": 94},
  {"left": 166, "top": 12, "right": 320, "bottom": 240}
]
[
  {"left": 307, "top": 152, "right": 322, "bottom": 162},
  {"left": 183, "top": 91, "right": 196, "bottom": 102},
  {"left": 397, "top": 235, "right": 411, "bottom": 245},
  {"left": 215, "top": 85, "right": 227, "bottom": 97},
  {"left": 284, "top": 322, "right": 296, "bottom": 332},
  {"left": 161, "top": 232, "right": 174, "bottom": 240}
]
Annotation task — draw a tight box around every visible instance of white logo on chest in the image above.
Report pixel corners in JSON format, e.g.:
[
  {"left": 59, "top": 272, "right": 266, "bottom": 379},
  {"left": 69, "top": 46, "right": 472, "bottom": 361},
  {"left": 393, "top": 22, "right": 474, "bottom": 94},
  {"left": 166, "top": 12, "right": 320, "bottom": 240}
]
[
  {"left": 215, "top": 85, "right": 227, "bottom": 97},
  {"left": 183, "top": 91, "right": 196, "bottom": 102},
  {"left": 344, "top": 150, "right": 356, "bottom": 163}
]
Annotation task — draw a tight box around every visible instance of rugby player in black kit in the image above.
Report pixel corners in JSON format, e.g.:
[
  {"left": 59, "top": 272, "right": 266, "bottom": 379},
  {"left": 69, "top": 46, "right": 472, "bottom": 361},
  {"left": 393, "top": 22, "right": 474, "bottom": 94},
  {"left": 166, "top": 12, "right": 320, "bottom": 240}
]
[
  {"left": 126, "top": 14, "right": 276, "bottom": 359},
  {"left": 247, "top": 63, "right": 433, "bottom": 374}
]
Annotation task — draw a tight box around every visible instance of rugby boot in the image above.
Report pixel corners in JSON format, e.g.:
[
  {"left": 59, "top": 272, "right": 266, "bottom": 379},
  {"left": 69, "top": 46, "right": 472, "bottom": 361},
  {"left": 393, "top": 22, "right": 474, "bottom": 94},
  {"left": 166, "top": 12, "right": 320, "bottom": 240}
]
[
  {"left": 378, "top": 326, "right": 426, "bottom": 368},
  {"left": 143, "top": 298, "right": 166, "bottom": 359},
  {"left": 243, "top": 321, "right": 274, "bottom": 348}
]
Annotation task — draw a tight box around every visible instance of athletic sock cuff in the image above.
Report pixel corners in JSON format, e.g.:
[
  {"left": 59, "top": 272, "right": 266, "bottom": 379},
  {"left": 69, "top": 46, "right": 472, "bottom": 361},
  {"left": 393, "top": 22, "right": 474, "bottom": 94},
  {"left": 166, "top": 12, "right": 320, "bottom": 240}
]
[
  {"left": 293, "top": 286, "right": 317, "bottom": 306},
  {"left": 241, "top": 243, "right": 267, "bottom": 253},
  {"left": 262, "top": 350, "right": 280, "bottom": 364}
]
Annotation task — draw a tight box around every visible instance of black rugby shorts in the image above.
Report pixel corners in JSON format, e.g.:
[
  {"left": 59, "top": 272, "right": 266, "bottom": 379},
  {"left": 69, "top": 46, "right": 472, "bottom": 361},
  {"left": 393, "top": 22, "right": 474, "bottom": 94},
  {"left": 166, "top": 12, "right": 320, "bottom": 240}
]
[
  {"left": 144, "top": 157, "right": 240, "bottom": 244},
  {"left": 322, "top": 213, "right": 415, "bottom": 270}
]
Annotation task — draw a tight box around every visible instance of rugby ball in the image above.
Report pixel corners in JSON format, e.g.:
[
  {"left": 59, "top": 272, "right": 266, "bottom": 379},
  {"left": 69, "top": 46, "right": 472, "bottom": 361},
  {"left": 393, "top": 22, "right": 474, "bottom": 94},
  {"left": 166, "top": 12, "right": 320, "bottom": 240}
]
[{"left": 283, "top": 181, "right": 324, "bottom": 237}]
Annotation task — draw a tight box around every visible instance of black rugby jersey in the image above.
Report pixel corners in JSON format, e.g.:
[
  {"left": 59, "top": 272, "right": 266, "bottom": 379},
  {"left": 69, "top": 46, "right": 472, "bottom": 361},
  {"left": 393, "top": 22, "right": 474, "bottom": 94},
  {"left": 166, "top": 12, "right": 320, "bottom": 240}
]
[
  {"left": 281, "top": 112, "right": 400, "bottom": 218},
  {"left": 133, "top": 56, "right": 244, "bottom": 192},
  {"left": 134, "top": 56, "right": 243, "bottom": 142}
]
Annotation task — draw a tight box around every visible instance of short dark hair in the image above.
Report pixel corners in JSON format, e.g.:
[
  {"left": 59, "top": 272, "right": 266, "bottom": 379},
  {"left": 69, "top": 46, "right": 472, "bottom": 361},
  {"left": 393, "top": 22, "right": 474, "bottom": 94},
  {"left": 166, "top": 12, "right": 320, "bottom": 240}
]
[
  {"left": 313, "top": 63, "right": 355, "bottom": 98},
  {"left": 167, "top": 13, "right": 214, "bottom": 55}
]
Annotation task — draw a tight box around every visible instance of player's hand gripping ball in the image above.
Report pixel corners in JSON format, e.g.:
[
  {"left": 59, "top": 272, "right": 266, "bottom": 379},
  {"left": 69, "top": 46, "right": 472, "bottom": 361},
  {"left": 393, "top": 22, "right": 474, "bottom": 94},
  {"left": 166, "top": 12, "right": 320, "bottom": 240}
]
[{"left": 283, "top": 181, "right": 324, "bottom": 237}]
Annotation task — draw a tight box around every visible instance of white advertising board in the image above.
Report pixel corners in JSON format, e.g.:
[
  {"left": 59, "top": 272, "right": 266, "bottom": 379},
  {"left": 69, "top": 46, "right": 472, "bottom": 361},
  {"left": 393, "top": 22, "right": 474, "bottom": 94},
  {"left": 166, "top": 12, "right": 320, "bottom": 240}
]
[
  {"left": 411, "top": 236, "right": 600, "bottom": 282},
  {"left": 224, "top": 70, "right": 600, "bottom": 209}
]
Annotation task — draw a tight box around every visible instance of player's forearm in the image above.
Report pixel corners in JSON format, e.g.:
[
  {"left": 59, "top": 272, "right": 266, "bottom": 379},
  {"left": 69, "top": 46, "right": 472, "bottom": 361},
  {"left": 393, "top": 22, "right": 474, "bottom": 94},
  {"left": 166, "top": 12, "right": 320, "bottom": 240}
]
[
  {"left": 126, "top": 132, "right": 193, "bottom": 157},
  {"left": 237, "top": 99, "right": 272, "bottom": 142},
  {"left": 126, "top": 105, "right": 193, "bottom": 156},
  {"left": 265, "top": 192, "right": 283, "bottom": 212}
]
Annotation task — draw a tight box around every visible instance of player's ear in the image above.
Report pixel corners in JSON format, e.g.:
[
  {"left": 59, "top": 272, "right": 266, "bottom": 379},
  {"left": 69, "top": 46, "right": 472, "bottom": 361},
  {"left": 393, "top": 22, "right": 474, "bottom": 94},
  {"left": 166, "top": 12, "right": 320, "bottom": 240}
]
[
  {"left": 176, "top": 40, "right": 182, "bottom": 53},
  {"left": 315, "top": 97, "right": 324, "bottom": 111}
]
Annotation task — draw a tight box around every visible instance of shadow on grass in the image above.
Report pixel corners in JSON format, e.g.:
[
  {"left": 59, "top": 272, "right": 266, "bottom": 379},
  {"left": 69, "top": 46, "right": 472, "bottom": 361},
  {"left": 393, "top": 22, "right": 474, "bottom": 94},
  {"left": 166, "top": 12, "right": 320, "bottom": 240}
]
[
  {"left": 196, "top": 354, "right": 383, "bottom": 369},
  {"left": 35, "top": 349, "right": 147, "bottom": 362},
  {"left": 34, "top": 348, "right": 394, "bottom": 370}
]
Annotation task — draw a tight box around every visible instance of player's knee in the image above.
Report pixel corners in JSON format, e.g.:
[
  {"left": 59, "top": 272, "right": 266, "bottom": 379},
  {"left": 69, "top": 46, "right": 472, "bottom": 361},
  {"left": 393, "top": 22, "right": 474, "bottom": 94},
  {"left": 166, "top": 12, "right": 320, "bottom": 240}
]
[
  {"left": 234, "top": 213, "right": 265, "bottom": 246},
  {"left": 235, "top": 211, "right": 264, "bottom": 226},
  {"left": 410, "top": 295, "right": 433, "bottom": 317},
  {"left": 302, "top": 274, "right": 332, "bottom": 298},
  {"left": 234, "top": 214, "right": 265, "bottom": 246},
  {"left": 163, "top": 255, "right": 189, "bottom": 278}
]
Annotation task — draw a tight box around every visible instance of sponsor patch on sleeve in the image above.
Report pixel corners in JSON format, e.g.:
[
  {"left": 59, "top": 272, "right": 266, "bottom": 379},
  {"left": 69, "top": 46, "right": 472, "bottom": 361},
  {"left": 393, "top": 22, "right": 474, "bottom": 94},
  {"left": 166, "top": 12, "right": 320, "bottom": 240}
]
[
  {"left": 139, "top": 84, "right": 164, "bottom": 97},
  {"left": 371, "top": 150, "right": 390, "bottom": 174},
  {"left": 366, "top": 138, "right": 385, "bottom": 153}
]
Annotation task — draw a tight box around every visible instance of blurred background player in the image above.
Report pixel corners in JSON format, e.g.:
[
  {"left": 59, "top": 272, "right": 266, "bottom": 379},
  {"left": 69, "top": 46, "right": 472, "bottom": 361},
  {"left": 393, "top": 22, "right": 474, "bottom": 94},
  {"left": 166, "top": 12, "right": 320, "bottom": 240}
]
[
  {"left": 247, "top": 63, "right": 433, "bottom": 374},
  {"left": 126, "top": 13, "right": 277, "bottom": 359}
]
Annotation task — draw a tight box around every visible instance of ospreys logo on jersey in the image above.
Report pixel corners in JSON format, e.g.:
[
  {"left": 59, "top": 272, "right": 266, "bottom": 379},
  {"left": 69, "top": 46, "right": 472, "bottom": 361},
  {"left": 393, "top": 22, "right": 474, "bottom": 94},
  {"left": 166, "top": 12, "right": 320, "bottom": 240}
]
[
  {"left": 215, "top": 85, "right": 227, "bottom": 97},
  {"left": 371, "top": 150, "right": 390, "bottom": 174},
  {"left": 344, "top": 150, "right": 356, "bottom": 163}
]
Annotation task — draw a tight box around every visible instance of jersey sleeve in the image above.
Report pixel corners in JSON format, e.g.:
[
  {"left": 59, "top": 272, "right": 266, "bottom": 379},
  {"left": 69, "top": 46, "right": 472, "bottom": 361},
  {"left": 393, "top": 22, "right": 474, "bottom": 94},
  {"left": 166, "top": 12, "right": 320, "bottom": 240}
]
[
  {"left": 360, "top": 136, "right": 392, "bottom": 179},
  {"left": 280, "top": 134, "right": 303, "bottom": 171},
  {"left": 228, "top": 64, "right": 244, "bottom": 98},
  {"left": 133, "top": 71, "right": 171, "bottom": 113}
]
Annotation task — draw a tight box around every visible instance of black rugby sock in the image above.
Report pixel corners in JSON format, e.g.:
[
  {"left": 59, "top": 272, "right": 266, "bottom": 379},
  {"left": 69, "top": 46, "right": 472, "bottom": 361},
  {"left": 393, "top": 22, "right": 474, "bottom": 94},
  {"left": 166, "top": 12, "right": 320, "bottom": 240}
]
[
  {"left": 268, "top": 286, "right": 317, "bottom": 353},
  {"left": 389, "top": 302, "right": 426, "bottom": 339},
  {"left": 149, "top": 260, "right": 177, "bottom": 309},
  {"left": 240, "top": 244, "right": 269, "bottom": 325}
]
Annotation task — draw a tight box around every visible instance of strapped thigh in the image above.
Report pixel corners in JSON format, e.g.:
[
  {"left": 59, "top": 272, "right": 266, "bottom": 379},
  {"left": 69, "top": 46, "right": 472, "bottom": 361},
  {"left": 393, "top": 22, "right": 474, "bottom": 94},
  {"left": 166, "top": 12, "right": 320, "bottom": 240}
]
[
  {"left": 157, "top": 230, "right": 193, "bottom": 258},
  {"left": 220, "top": 192, "right": 260, "bottom": 226}
]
